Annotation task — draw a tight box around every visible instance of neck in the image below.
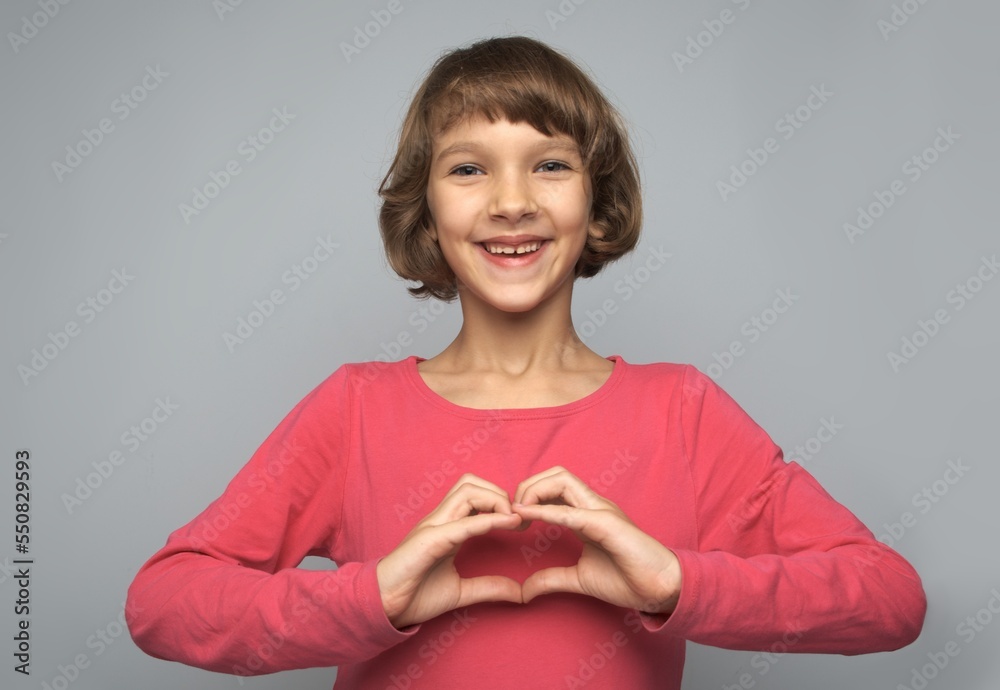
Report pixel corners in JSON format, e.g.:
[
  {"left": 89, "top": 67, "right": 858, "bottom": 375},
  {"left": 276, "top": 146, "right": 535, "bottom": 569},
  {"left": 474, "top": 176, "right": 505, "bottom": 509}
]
[{"left": 432, "top": 281, "right": 602, "bottom": 375}]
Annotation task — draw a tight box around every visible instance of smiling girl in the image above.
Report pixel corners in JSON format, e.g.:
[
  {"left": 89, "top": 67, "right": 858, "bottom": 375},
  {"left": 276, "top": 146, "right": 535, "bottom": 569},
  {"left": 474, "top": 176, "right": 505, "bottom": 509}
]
[{"left": 127, "top": 36, "right": 926, "bottom": 689}]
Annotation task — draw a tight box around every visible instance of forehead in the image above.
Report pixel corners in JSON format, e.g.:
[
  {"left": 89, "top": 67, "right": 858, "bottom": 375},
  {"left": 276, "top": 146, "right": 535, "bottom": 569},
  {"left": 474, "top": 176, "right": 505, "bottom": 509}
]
[{"left": 431, "top": 117, "right": 581, "bottom": 161}]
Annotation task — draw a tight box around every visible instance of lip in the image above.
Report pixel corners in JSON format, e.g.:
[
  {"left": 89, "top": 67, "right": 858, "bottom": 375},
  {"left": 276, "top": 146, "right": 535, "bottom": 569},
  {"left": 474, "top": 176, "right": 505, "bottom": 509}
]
[{"left": 477, "top": 234, "right": 549, "bottom": 245}]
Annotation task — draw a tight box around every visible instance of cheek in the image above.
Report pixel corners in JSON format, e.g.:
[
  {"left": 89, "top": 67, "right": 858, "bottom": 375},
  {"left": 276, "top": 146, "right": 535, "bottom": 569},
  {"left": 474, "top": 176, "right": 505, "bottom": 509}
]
[
  {"left": 435, "top": 235, "right": 473, "bottom": 276},
  {"left": 431, "top": 194, "right": 478, "bottom": 235},
  {"left": 560, "top": 184, "right": 592, "bottom": 227}
]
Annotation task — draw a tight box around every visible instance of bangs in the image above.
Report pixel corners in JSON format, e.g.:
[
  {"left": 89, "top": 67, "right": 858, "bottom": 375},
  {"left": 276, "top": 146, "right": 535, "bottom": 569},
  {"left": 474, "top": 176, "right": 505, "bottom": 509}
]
[
  {"left": 422, "top": 40, "right": 607, "bottom": 166},
  {"left": 427, "top": 77, "right": 579, "bottom": 138}
]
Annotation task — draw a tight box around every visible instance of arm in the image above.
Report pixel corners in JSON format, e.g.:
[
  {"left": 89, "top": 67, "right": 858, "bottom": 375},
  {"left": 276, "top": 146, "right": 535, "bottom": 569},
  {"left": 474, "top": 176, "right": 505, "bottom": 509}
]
[
  {"left": 511, "top": 365, "right": 925, "bottom": 655},
  {"left": 649, "top": 365, "right": 926, "bottom": 653},
  {"left": 126, "top": 366, "right": 414, "bottom": 675}
]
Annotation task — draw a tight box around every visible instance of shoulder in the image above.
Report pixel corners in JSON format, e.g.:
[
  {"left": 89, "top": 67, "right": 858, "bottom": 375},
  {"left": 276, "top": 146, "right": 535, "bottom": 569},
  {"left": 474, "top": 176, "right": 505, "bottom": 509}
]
[
  {"left": 323, "top": 358, "right": 414, "bottom": 390},
  {"left": 616, "top": 357, "right": 712, "bottom": 397},
  {"left": 290, "top": 358, "right": 414, "bottom": 410},
  {"left": 617, "top": 358, "right": 754, "bottom": 430}
]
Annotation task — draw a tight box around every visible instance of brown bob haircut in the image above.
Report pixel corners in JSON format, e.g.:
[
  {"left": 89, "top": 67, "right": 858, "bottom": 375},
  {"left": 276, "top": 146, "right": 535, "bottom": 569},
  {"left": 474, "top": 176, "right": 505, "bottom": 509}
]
[{"left": 378, "top": 35, "right": 643, "bottom": 301}]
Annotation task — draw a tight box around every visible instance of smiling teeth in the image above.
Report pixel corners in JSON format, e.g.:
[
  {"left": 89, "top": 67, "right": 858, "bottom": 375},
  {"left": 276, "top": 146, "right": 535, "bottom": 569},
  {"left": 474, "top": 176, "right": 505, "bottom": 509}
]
[{"left": 484, "top": 242, "right": 541, "bottom": 255}]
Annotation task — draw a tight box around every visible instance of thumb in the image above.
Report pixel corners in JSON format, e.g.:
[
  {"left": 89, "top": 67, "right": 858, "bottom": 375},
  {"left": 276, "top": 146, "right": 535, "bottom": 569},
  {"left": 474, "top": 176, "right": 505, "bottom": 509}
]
[
  {"left": 457, "top": 575, "right": 524, "bottom": 608},
  {"left": 521, "top": 566, "right": 583, "bottom": 604}
]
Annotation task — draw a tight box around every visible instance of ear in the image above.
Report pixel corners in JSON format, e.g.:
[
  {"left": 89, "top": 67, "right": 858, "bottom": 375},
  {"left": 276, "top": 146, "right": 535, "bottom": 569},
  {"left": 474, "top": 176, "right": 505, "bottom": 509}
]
[
  {"left": 422, "top": 222, "right": 438, "bottom": 243},
  {"left": 587, "top": 222, "right": 605, "bottom": 241}
]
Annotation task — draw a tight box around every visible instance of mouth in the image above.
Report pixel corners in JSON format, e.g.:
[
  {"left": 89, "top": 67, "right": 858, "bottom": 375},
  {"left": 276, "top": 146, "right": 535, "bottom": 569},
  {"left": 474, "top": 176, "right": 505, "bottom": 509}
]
[
  {"left": 479, "top": 240, "right": 545, "bottom": 255},
  {"left": 476, "top": 239, "right": 549, "bottom": 267}
]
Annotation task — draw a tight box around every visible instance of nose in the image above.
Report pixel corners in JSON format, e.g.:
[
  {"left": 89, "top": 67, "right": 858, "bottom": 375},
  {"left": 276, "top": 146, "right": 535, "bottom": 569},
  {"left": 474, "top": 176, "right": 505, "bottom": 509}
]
[{"left": 489, "top": 170, "right": 538, "bottom": 223}]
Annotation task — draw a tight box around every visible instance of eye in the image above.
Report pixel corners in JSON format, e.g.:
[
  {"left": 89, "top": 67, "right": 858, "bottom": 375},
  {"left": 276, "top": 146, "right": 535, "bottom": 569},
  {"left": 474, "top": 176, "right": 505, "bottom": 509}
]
[
  {"left": 449, "top": 165, "right": 483, "bottom": 177},
  {"left": 537, "top": 161, "right": 570, "bottom": 173}
]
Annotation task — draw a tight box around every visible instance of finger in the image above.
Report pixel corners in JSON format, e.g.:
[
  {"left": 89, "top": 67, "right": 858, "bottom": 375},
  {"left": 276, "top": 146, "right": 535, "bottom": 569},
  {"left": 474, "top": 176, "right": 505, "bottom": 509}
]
[
  {"left": 510, "top": 468, "right": 568, "bottom": 531},
  {"left": 428, "top": 511, "right": 524, "bottom": 555},
  {"left": 521, "top": 566, "right": 584, "bottom": 603},
  {"left": 512, "top": 466, "right": 570, "bottom": 504},
  {"left": 511, "top": 502, "right": 601, "bottom": 535},
  {"left": 428, "top": 483, "right": 515, "bottom": 525},
  {"left": 515, "top": 470, "right": 605, "bottom": 511},
  {"left": 378, "top": 510, "right": 522, "bottom": 608},
  {"left": 442, "top": 473, "right": 509, "bottom": 502},
  {"left": 456, "top": 575, "right": 524, "bottom": 608},
  {"left": 392, "top": 514, "right": 521, "bottom": 587},
  {"left": 401, "top": 511, "right": 523, "bottom": 570}
]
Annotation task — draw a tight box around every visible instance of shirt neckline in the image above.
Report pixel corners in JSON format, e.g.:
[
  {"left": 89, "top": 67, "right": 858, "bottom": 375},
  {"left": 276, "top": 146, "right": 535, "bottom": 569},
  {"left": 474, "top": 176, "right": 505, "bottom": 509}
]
[{"left": 403, "top": 354, "right": 627, "bottom": 419}]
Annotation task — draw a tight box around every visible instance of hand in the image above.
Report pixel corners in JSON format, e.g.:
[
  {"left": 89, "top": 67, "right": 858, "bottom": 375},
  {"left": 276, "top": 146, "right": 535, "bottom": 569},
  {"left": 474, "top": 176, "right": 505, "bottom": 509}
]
[
  {"left": 512, "top": 466, "right": 682, "bottom": 615},
  {"left": 376, "top": 474, "right": 524, "bottom": 629}
]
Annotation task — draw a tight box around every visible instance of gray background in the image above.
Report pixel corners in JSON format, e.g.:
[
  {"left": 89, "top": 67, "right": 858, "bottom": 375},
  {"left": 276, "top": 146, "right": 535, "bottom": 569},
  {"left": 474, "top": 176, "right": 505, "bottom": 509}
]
[{"left": 2, "top": 0, "right": 998, "bottom": 688}]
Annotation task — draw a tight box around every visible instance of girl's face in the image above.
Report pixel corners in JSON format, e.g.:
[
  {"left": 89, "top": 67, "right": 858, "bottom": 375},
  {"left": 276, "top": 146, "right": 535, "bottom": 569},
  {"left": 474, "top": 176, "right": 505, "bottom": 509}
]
[{"left": 425, "top": 116, "right": 595, "bottom": 314}]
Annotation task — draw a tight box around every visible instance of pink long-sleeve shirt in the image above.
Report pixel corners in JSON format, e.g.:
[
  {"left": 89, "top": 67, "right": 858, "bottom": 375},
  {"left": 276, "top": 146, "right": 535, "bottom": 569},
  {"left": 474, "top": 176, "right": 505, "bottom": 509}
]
[{"left": 126, "top": 355, "right": 926, "bottom": 688}]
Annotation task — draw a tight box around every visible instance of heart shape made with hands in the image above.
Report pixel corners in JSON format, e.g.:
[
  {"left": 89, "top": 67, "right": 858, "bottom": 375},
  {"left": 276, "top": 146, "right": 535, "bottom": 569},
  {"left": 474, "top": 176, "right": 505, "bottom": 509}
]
[
  {"left": 379, "top": 468, "right": 681, "bottom": 627},
  {"left": 455, "top": 481, "right": 679, "bottom": 614},
  {"left": 448, "top": 471, "right": 598, "bottom": 590},
  {"left": 453, "top": 516, "right": 582, "bottom": 584},
  {"left": 450, "top": 497, "right": 678, "bottom": 617}
]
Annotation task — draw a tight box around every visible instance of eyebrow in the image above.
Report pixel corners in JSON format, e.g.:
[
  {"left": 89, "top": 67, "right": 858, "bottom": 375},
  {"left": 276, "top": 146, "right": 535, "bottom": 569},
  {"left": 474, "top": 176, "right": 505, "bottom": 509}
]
[{"left": 434, "top": 139, "right": 582, "bottom": 164}]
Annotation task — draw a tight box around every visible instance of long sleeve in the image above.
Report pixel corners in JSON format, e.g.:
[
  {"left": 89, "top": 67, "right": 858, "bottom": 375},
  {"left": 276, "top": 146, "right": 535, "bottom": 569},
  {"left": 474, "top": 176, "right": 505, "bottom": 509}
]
[
  {"left": 125, "top": 365, "right": 415, "bottom": 676},
  {"left": 126, "top": 355, "right": 925, "bottom": 688},
  {"left": 650, "top": 365, "right": 926, "bottom": 653}
]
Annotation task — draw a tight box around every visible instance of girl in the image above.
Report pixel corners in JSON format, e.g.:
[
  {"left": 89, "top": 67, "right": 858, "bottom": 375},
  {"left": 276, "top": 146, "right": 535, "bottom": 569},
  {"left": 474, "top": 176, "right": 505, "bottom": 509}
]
[{"left": 127, "top": 36, "right": 926, "bottom": 689}]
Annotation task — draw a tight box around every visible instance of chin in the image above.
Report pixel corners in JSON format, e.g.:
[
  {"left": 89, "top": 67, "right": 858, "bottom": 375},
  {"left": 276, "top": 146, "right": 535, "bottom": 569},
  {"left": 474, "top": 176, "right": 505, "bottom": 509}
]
[
  {"left": 478, "top": 294, "right": 540, "bottom": 313},
  {"left": 459, "top": 288, "right": 543, "bottom": 314},
  {"left": 493, "top": 301, "right": 541, "bottom": 314},
  {"left": 457, "top": 275, "right": 569, "bottom": 314}
]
